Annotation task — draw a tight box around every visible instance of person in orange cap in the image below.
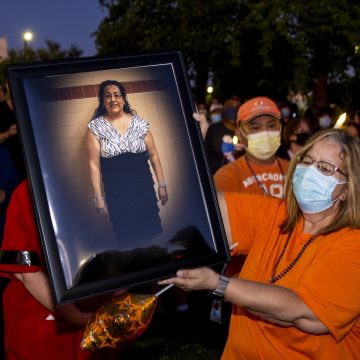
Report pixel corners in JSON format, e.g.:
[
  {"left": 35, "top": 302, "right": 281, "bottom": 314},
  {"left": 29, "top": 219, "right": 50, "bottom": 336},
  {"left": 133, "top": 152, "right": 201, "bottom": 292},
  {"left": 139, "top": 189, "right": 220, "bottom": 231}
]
[{"left": 213, "top": 96, "right": 289, "bottom": 198}]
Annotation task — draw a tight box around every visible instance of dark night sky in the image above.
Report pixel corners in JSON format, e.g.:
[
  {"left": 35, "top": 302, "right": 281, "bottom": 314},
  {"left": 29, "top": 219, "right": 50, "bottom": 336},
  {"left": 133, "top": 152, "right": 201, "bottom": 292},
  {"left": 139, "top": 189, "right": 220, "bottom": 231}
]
[{"left": 0, "top": 0, "right": 106, "bottom": 56}]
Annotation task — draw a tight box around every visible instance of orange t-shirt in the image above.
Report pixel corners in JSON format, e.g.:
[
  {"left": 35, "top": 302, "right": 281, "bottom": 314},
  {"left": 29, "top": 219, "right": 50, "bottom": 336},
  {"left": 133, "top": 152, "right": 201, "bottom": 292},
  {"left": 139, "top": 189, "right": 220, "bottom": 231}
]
[
  {"left": 222, "top": 192, "right": 360, "bottom": 360},
  {"left": 214, "top": 156, "right": 289, "bottom": 198}
]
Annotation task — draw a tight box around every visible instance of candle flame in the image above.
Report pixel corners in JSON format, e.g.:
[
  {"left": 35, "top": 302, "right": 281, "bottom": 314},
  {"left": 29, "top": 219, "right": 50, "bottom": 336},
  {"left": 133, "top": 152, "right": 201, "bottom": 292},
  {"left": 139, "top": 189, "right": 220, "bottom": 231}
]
[{"left": 333, "top": 113, "right": 347, "bottom": 129}]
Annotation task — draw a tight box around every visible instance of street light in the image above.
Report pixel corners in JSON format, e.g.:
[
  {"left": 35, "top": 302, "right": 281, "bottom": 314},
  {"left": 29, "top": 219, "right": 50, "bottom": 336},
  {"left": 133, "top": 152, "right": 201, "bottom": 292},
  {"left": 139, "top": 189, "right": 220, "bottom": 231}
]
[{"left": 23, "top": 31, "right": 33, "bottom": 50}]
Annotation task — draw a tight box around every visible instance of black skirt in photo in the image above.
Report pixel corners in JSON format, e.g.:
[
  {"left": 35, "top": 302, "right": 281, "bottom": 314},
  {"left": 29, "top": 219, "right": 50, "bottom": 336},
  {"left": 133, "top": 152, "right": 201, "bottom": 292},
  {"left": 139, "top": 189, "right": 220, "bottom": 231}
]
[{"left": 100, "top": 151, "right": 163, "bottom": 248}]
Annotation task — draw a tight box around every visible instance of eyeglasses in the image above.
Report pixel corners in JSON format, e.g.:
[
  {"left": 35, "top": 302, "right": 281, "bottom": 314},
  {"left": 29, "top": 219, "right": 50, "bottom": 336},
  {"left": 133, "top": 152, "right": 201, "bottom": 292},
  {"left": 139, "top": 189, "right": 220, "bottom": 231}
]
[
  {"left": 105, "top": 93, "right": 122, "bottom": 100},
  {"left": 297, "top": 154, "right": 348, "bottom": 177}
]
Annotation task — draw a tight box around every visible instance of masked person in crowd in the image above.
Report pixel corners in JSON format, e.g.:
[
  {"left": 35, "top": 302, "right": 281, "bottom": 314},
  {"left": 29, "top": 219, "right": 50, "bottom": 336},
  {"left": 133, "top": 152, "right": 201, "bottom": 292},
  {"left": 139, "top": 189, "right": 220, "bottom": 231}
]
[
  {"left": 214, "top": 97, "right": 289, "bottom": 199},
  {"left": 277, "top": 117, "right": 312, "bottom": 160},
  {"left": 279, "top": 102, "right": 293, "bottom": 124},
  {"left": 160, "top": 128, "right": 360, "bottom": 360},
  {"left": 317, "top": 109, "right": 333, "bottom": 130},
  {"left": 201, "top": 97, "right": 289, "bottom": 327},
  {"left": 209, "top": 106, "right": 222, "bottom": 124},
  {"left": 204, "top": 98, "right": 242, "bottom": 175}
]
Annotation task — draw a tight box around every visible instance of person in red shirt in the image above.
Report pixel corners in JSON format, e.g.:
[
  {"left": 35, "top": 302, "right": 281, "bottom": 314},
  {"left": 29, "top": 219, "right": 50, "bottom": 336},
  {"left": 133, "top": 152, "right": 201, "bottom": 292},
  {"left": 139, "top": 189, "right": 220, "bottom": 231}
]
[
  {"left": 160, "top": 128, "right": 360, "bottom": 359},
  {"left": 0, "top": 180, "right": 119, "bottom": 360}
]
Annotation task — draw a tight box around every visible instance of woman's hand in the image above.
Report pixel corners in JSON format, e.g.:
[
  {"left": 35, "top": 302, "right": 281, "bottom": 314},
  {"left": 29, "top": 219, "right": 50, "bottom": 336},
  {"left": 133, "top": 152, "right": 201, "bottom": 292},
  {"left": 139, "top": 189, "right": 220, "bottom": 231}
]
[
  {"left": 158, "top": 186, "right": 168, "bottom": 206},
  {"left": 158, "top": 267, "right": 220, "bottom": 292},
  {"left": 193, "top": 112, "right": 209, "bottom": 139},
  {"left": 0, "top": 124, "right": 17, "bottom": 144},
  {"left": 7, "top": 124, "right": 17, "bottom": 137},
  {"left": 94, "top": 198, "right": 108, "bottom": 215}
]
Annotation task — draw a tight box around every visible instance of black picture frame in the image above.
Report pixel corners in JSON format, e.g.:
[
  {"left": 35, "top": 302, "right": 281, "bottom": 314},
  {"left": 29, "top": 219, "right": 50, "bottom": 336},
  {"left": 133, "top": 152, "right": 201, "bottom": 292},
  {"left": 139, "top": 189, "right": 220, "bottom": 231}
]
[{"left": 7, "top": 51, "right": 230, "bottom": 305}]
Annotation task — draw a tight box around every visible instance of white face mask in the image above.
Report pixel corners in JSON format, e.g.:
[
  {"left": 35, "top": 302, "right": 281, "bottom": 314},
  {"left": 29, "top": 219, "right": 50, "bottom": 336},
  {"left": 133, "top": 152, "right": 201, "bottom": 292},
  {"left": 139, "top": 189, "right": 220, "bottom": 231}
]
[{"left": 244, "top": 130, "right": 281, "bottom": 160}]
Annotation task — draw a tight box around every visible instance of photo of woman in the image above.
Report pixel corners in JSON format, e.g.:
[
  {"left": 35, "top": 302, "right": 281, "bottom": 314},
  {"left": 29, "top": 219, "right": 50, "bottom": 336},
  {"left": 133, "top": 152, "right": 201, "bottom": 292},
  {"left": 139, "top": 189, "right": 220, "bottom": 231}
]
[
  {"left": 87, "top": 80, "right": 168, "bottom": 248},
  {"left": 7, "top": 54, "right": 227, "bottom": 301}
]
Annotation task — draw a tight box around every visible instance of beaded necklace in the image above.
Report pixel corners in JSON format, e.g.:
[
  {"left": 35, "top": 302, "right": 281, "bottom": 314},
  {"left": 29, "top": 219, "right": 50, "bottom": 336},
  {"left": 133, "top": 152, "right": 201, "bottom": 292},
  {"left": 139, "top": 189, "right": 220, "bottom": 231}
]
[
  {"left": 269, "top": 231, "right": 318, "bottom": 284},
  {"left": 244, "top": 156, "right": 284, "bottom": 196}
]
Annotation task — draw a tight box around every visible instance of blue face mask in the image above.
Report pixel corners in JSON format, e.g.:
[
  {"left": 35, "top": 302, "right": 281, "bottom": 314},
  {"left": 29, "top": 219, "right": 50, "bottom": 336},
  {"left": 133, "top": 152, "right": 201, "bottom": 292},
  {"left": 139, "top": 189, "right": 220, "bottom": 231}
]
[
  {"left": 292, "top": 165, "right": 347, "bottom": 213},
  {"left": 210, "top": 113, "right": 222, "bottom": 123}
]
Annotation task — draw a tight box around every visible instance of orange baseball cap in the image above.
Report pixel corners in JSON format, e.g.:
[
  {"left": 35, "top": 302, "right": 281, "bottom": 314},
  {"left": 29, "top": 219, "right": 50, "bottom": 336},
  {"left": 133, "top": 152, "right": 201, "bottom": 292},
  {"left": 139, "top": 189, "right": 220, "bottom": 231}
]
[{"left": 237, "top": 96, "right": 281, "bottom": 124}]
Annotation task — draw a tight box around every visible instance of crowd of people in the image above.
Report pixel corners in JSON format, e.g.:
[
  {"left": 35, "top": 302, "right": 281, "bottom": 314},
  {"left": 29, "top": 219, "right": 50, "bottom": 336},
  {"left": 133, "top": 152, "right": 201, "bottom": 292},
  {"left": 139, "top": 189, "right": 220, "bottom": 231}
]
[
  {"left": 1, "top": 77, "right": 360, "bottom": 359},
  {"left": 201, "top": 95, "right": 360, "bottom": 178}
]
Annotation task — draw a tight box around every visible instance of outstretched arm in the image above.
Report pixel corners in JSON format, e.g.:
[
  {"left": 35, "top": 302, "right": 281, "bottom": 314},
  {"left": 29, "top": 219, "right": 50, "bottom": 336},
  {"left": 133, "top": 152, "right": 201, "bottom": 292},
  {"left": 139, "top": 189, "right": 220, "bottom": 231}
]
[
  {"left": 159, "top": 191, "right": 328, "bottom": 335},
  {"left": 145, "top": 131, "right": 168, "bottom": 206},
  {"left": 159, "top": 267, "right": 328, "bottom": 335},
  {"left": 86, "top": 129, "right": 107, "bottom": 214}
]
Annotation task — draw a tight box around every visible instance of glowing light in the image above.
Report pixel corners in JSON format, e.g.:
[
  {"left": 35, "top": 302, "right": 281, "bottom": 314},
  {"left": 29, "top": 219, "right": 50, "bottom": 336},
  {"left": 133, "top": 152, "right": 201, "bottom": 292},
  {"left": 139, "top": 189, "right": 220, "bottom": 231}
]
[
  {"left": 333, "top": 112, "right": 347, "bottom": 129},
  {"left": 23, "top": 31, "right": 33, "bottom": 42},
  {"left": 207, "top": 86, "right": 213, "bottom": 94},
  {"left": 232, "top": 135, "right": 238, "bottom": 145}
]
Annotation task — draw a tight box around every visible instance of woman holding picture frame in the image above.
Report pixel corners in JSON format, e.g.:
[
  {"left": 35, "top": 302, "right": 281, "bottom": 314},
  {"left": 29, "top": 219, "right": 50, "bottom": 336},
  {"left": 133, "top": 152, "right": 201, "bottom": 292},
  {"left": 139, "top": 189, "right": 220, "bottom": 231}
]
[
  {"left": 87, "top": 80, "right": 168, "bottom": 248},
  {"left": 160, "top": 126, "right": 360, "bottom": 359}
]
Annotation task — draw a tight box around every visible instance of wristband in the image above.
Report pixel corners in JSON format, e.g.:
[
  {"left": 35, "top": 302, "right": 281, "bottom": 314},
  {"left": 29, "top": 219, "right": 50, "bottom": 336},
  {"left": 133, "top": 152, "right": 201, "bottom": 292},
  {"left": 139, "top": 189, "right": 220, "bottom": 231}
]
[{"left": 210, "top": 274, "right": 230, "bottom": 299}]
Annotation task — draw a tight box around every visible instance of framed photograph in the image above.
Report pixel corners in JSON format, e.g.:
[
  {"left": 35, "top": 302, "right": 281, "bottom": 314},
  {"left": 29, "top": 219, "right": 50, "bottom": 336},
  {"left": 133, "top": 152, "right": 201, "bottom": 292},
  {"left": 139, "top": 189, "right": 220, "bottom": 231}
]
[{"left": 7, "top": 51, "right": 230, "bottom": 305}]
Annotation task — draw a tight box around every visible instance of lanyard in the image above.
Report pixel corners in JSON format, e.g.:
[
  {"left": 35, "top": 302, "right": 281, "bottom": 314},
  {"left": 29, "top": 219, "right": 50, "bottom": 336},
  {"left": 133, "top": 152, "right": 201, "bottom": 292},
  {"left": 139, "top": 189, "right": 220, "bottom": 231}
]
[{"left": 244, "top": 156, "right": 285, "bottom": 196}]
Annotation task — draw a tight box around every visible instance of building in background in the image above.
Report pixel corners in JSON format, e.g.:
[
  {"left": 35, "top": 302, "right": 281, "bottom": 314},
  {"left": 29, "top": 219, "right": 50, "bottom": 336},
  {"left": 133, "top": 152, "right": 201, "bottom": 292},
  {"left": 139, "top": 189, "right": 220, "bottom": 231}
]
[{"left": 0, "top": 38, "right": 8, "bottom": 60}]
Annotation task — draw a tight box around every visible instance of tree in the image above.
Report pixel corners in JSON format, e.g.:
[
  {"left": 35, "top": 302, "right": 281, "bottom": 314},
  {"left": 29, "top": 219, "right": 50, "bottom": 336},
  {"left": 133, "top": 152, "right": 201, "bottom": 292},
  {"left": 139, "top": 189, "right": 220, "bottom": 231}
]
[
  {"left": 0, "top": 40, "right": 83, "bottom": 85},
  {"left": 242, "top": 0, "right": 360, "bottom": 108},
  {"left": 95, "top": 0, "right": 246, "bottom": 102},
  {"left": 94, "top": 0, "right": 360, "bottom": 108}
]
